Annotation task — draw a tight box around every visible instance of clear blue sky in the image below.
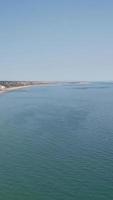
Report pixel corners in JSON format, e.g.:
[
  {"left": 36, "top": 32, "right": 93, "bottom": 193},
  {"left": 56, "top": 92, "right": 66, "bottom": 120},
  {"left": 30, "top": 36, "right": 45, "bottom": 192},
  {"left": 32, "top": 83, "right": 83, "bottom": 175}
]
[{"left": 0, "top": 0, "right": 113, "bottom": 81}]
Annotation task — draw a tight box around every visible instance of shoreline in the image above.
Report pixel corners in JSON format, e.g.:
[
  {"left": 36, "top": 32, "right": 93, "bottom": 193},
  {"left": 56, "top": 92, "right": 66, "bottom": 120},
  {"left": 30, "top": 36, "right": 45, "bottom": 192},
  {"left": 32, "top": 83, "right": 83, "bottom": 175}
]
[
  {"left": 0, "top": 83, "right": 52, "bottom": 94},
  {"left": 0, "top": 85, "right": 34, "bottom": 94}
]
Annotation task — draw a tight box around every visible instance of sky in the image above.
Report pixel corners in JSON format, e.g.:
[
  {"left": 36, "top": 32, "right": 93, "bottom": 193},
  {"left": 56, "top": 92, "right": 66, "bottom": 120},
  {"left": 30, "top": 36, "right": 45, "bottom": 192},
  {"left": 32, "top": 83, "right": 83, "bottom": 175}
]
[{"left": 0, "top": 0, "right": 113, "bottom": 81}]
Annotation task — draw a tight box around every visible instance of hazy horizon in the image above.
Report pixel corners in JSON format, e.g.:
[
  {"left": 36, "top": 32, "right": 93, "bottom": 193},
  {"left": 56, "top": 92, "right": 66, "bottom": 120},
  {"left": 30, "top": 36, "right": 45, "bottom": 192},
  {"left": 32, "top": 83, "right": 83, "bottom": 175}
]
[{"left": 0, "top": 0, "right": 113, "bottom": 81}]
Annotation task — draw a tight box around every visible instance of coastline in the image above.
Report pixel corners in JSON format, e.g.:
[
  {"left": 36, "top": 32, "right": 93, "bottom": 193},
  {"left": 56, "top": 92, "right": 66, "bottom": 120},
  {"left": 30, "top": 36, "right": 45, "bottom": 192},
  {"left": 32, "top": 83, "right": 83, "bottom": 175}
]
[
  {"left": 0, "top": 85, "right": 34, "bottom": 94},
  {"left": 0, "top": 83, "right": 51, "bottom": 94}
]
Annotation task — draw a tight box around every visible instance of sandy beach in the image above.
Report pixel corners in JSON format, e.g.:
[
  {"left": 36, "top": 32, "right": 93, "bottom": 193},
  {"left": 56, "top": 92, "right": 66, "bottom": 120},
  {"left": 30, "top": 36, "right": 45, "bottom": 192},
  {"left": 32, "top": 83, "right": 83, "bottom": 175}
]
[
  {"left": 0, "top": 85, "right": 33, "bottom": 94},
  {"left": 0, "top": 83, "right": 52, "bottom": 94}
]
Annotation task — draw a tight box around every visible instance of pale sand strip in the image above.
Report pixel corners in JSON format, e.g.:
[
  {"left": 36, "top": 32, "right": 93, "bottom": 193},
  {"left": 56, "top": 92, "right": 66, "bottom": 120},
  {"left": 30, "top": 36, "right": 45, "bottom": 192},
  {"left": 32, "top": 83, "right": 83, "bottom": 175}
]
[
  {"left": 0, "top": 85, "right": 33, "bottom": 94},
  {"left": 0, "top": 83, "right": 51, "bottom": 94}
]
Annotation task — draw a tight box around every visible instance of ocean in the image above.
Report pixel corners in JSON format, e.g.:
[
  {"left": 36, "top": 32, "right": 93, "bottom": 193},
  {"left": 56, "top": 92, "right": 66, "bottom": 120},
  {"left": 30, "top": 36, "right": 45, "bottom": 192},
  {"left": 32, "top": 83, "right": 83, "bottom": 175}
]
[{"left": 0, "top": 82, "right": 113, "bottom": 200}]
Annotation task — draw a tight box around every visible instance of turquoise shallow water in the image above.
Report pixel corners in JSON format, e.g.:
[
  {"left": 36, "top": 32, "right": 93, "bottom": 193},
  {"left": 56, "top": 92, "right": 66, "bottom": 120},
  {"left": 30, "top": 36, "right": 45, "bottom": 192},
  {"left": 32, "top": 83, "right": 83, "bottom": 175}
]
[{"left": 0, "top": 83, "right": 113, "bottom": 200}]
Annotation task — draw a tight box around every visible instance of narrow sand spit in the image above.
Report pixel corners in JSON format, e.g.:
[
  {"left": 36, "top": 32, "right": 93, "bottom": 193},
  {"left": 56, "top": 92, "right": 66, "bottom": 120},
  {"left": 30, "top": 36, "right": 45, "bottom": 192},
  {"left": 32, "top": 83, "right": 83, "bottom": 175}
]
[
  {"left": 0, "top": 83, "right": 51, "bottom": 94},
  {"left": 0, "top": 85, "right": 33, "bottom": 94}
]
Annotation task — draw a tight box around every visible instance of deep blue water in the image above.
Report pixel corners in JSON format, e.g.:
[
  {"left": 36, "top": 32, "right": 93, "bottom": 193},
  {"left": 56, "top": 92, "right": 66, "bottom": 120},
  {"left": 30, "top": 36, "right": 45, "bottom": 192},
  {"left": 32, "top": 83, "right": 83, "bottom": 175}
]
[{"left": 0, "top": 83, "right": 113, "bottom": 200}]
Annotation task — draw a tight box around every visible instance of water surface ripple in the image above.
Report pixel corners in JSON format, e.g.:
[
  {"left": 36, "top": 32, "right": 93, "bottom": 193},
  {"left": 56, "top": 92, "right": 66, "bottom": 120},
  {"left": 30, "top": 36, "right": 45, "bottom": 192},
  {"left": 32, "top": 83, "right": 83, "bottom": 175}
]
[{"left": 0, "top": 83, "right": 113, "bottom": 199}]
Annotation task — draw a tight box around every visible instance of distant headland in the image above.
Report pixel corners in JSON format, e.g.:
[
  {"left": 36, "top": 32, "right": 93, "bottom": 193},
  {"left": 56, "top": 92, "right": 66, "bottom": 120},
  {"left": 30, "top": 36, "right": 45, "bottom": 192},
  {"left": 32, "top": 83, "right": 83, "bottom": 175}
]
[
  {"left": 0, "top": 81, "right": 51, "bottom": 93},
  {"left": 0, "top": 81, "right": 89, "bottom": 92},
  {"left": 0, "top": 81, "right": 112, "bottom": 93}
]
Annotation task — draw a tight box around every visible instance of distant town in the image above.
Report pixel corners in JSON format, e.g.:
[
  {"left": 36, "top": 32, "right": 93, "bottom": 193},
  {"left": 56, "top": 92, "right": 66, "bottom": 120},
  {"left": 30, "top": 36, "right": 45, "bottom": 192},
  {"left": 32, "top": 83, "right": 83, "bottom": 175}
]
[{"left": 0, "top": 81, "right": 52, "bottom": 92}]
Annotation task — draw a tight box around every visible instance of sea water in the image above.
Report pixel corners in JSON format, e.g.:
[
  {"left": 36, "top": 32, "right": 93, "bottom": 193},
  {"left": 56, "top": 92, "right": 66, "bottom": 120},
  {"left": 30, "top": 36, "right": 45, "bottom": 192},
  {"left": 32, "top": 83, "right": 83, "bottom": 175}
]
[{"left": 0, "top": 83, "right": 113, "bottom": 200}]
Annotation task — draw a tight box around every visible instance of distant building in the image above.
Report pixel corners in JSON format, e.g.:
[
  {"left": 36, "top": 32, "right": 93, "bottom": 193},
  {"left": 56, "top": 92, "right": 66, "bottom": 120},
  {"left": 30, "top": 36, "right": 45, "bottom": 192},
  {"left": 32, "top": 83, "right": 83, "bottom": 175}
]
[{"left": 0, "top": 85, "right": 6, "bottom": 90}]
